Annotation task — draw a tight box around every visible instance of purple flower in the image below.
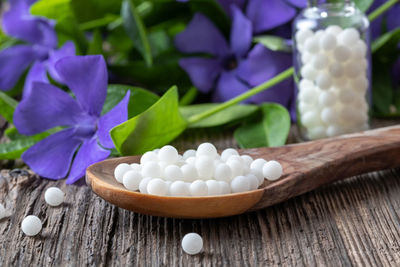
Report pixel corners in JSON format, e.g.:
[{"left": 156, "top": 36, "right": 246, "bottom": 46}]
[
  {"left": 0, "top": 0, "right": 75, "bottom": 95},
  {"left": 13, "top": 55, "right": 130, "bottom": 184},
  {"left": 175, "top": 6, "right": 293, "bottom": 107}
]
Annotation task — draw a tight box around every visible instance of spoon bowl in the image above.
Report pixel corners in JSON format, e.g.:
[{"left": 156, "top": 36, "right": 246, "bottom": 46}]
[{"left": 86, "top": 125, "right": 400, "bottom": 218}]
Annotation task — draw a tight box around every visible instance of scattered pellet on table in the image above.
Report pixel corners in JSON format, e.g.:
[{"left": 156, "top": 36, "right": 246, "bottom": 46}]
[
  {"left": 21, "top": 215, "right": 42, "bottom": 236},
  {"left": 182, "top": 233, "right": 203, "bottom": 255},
  {"left": 44, "top": 187, "right": 64, "bottom": 206}
]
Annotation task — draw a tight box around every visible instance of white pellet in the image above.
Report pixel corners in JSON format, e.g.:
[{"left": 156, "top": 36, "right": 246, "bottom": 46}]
[
  {"left": 262, "top": 160, "right": 283, "bottom": 181},
  {"left": 183, "top": 149, "right": 196, "bottom": 160},
  {"left": 352, "top": 40, "right": 367, "bottom": 59},
  {"left": 240, "top": 155, "right": 253, "bottom": 168},
  {"left": 164, "top": 165, "right": 183, "bottom": 181},
  {"left": 195, "top": 155, "right": 214, "bottom": 179},
  {"left": 141, "top": 161, "right": 162, "bottom": 178},
  {"left": 190, "top": 180, "right": 208, "bottom": 196},
  {"left": 301, "top": 111, "right": 321, "bottom": 128},
  {"left": 214, "top": 163, "right": 232, "bottom": 182},
  {"left": 301, "top": 52, "right": 313, "bottom": 64},
  {"left": 206, "top": 180, "right": 221, "bottom": 196},
  {"left": 246, "top": 174, "right": 259, "bottom": 190},
  {"left": 226, "top": 159, "right": 243, "bottom": 177},
  {"left": 182, "top": 233, "right": 203, "bottom": 255},
  {"left": 44, "top": 187, "right": 64, "bottom": 206},
  {"left": 312, "top": 54, "right": 329, "bottom": 69},
  {"left": 320, "top": 32, "right": 337, "bottom": 50},
  {"left": 139, "top": 177, "right": 152, "bottom": 194},
  {"left": 316, "top": 72, "right": 332, "bottom": 90},
  {"left": 21, "top": 215, "right": 42, "bottom": 236},
  {"left": 231, "top": 176, "right": 250, "bottom": 193},
  {"left": 308, "top": 126, "right": 327, "bottom": 140},
  {"left": 338, "top": 28, "right": 360, "bottom": 46},
  {"left": 333, "top": 45, "right": 351, "bottom": 62},
  {"left": 329, "top": 62, "right": 344, "bottom": 78},
  {"left": 304, "top": 36, "right": 320, "bottom": 53},
  {"left": 186, "top": 156, "right": 196, "bottom": 166},
  {"left": 321, "top": 107, "right": 339, "bottom": 124},
  {"left": 130, "top": 163, "right": 141, "bottom": 172},
  {"left": 350, "top": 75, "right": 368, "bottom": 92},
  {"left": 318, "top": 91, "right": 337, "bottom": 107},
  {"left": 301, "top": 64, "right": 318, "bottom": 80},
  {"left": 196, "top": 142, "right": 218, "bottom": 159},
  {"left": 344, "top": 61, "right": 363, "bottom": 78},
  {"left": 181, "top": 164, "right": 198, "bottom": 182},
  {"left": 147, "top": 178, "right": 168, "bottom": 196},
  {"left": 295, "top": 29, "right": 314, "bottom": 45},
  {"left": 250, "top": 169, "right": 264, "bottom": 186},
  {"left": 140, "top": 151, "right": 158, "bottom": 164},
  {"left": 169, "top": 181, "right": 190, "bottom": 196},
  {"left": 114, "top": 163, "right": 131, "bottom": 183},
  {"left": 326, "top": 125, "right": 344, "bottom": 137},
  {"left": 123, "top": 170, "right": 142, "bottom": 191},
  {"left": 338, "top": 89, "right": 356, "bottom": 103},
  {"left": 250, "top": 158, "right": 267, "bottom": 173},
  {"left": 218, "top": 181, "right": 231, "bottom": 194},
  {"left": 299, "top": 79, "right": 314, "bottom": 90},
  {"left": 220, "top": 148, "right": 239, "bottom": 162},
  {"left": 326, "top": 25, "right": 342, "bottom": 36},
  {"left": 158, "top": 145, "right": 178, "bottom": 164}
]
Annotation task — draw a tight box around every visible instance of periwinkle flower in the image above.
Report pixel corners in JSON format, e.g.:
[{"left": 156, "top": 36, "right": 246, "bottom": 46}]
[
  {"left": 13, "top": 55, "right": 130, "bottom": 184},
  {"left": 175, "top": 6, "right": 292, "bottom": 107},
  {"left": 0, "top": 0, "right": 75, "bottom": 95}
]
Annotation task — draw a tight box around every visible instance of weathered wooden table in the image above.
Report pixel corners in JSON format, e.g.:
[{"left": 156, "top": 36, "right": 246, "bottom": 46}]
[{"left": 1, "top": 120, "right": 400, "bottom": 266}]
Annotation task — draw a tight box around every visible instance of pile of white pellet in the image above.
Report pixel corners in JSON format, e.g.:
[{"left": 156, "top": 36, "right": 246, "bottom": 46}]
[
  {"left": 295, "top": 25, "right": 369, "bottom": 139},
  {"left": 114, "top": 143, "right": 283, "bottom": 196}
]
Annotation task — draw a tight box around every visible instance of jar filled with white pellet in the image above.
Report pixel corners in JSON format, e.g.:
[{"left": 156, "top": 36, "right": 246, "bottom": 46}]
[{"left": 293, "top": 1, "right": 370, "bottom": 140}]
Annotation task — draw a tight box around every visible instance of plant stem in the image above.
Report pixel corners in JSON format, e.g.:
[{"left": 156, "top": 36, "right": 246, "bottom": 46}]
[
  {"left": 187, "top": 0, "right": 397, "bottom": 125},
  {"left": 187, "top": 68, "right": 294, "bottom": 124},
  {"left": 368, "top": 0, "right": 398, "bottom": 22}
]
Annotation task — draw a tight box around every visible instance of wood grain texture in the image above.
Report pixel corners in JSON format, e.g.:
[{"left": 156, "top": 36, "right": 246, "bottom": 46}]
[{"left": 1, "top": 124, "right": 400, "bottom": 266}]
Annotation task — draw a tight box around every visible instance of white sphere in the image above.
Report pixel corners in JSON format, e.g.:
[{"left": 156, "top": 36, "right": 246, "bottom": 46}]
[
  {"left": 206, "top": 180, "right": 221, "bottom": 196},
  {"left": 44, "top": 187, "right": 64, "bottom": 206},
  {"left": 158, "top": 145, "right": 178, "bottom": 164},
  {"left": 164, "top": 165, "right": 183, "bottom": 181},
  {"left": 299, "top": 79, "right": 314, "bottom": 89},
  {"left": 182, "top": 233, "right": 203, "bottom": 255},
  {"left": 114, "top": 163, "right": 131, "bottom": 183},
  {"left": 301, "top": 52, "right": 313, "bottom": 64},
  {"left": 352, "top": 40, "right": 367, "bottom": 59},
  {"left": 338, "top": 88, "right": 356, "bottom": 103},
  {"left": 318, "top": 91, "right": 337, "bottom": 107},
  {"left": 241, "top": 155, "right": 253, "bottom": 168},
  {"left": 321, "top": 107, "right": 339, "bottom": 124},
  {"left": 344, "top": 61, "right": 363, "bottom": 78},
  {"left": 175, "top": 155, "right": 186, "bottom": 167},
  {"left": 139, "top": 177, "right": 152, "bottom": 194},
  {"left": 350, "top": 75, "right": 369, "bottom": 92},
  {"left": 130, "top": 163, "right": 141, "bottom": 172},
  {"left": 181, "top": 164, "right": 198, "bottom": 182},
  {"left": 329, "top": 62, "right": 344, "bottom": 78},
  {"left": 301, "top": 64, "right": 318, "bottom": 80},
  {"left": 301, "top": 111, "right": 322, "bottom": 128},
  {"left": 186, "top": 156, "right": 196, "bottom": 166},
  {"left": 21, "top": 215, "right": 42, "bottom": 236},
  {"left": 262, "top": 160, "right": 283, "bottom": 181},
  {"left": 338, "top": 28, "right": 360, "bottom": 46},
  {"left": 304, "top": 36, "right": 320, "bottom": 53},
  {"left": 218, "top": 181, "right": 231, "bottom": 194},
  {"left": 250, "top": 158, "right": 267, "bottom": 173},
  {"left": 295, "top": 29, "right": 314, "bottom": 45},
  {"left": 299, "top": 102, "right": 312, "bottom": 113},
  {"left": 220, "top": 148, "right": 239, "bottom": 162},
  {"left": 308, "top": 126, "right": 327, "bottom": 140},
  {"left": 195, "top": 155, "right": 214, "bottom": 179},
  {"left": 333, "top": 45, "right": 351, "bottom": 62},
  {"left": 196, "top": 143, "right": 218, "bottom": 159},
  {"left": 247, "top": 169, "right": 263, "bottom": 187},
  {"left": 320, "top": 32, "right": 337, "bottom": 50},
  {"left": 231, "top": 176, "right": 250, "bottom": 193},
  {"left": 314, "top": 30, "right": 324, "bottom": 39},
  {"left": 299, "top": 85, "right": 317, "bottom": 104},
  {"left": 326, "top": 125, "right": 344, "bottom": 137},
  {"left": 141, "top": 161, "right": 162, "bottom": 178},
  {"left": 147, "top": 178, "right": 168, "bottom": 196},
  {"left": 316, "top": 72, "right": 332, "bottom": 90},
  {"left": 169, "top": 181, "right": 190, "bottom": 196},
  {"left": 312, "top": 54, "right": 329, "bottom": 69},
  {"left": 0, "top": 203, "right": 5, "bottom": 219},
  {"left": 214, "top": 163, "right": 232, "bottom": 182},
  {"left": 326, "top": 25, "right": 342, "bottom": 36},
  {"left": 122, "top": 170, "right": 142, "bottom": 191},
  {"left": 189, "top": 180, "right": 208, "bottom": 196},
  {"left": 333, "top": 77, "right": 348, "bottom": 88},
  {"left": 246, "top": 174, "right": 259, "bottom": 190},
  {"left": 226, "top": 159, "right": 243, "bottom": 177},
  {"left": 183, "top": 149, "right": 196, "bottom": 160},
  {"left": 140, "top": 151, "right": 158, "bottom": 165},
  {"left": 226, "top": 155, "right": 243, "bottom": 164}
]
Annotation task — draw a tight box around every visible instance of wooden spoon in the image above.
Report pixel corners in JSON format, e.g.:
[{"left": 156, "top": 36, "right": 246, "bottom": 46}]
[{"left": 86, "top": 125, "right": 400, "bottom": 219}]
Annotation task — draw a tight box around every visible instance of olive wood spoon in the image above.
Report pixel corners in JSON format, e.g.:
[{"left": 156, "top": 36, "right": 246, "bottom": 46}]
[{"left": 86, "top": 125, "right": 400, "bottom": 219}]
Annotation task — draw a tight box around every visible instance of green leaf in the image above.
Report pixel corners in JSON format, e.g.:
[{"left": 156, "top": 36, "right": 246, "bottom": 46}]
[
  {"left": 234, "top": 103, "right": 290, "bottom": 148},
  {"left": 56, "top": 15, "right": 88, "bottom": 54},
  {"left": 179, "top": 86, "right": 198, "bottom": 106},
  {"left": 253, "top": 35, "right": 291, "bottom": 52},
  {"left": 354, "top": 0, "right": 374, "bottom": 12},
  {"left": 70, "top": 0, "right": 122, "bottom": 23},
  {"left": 0, "top": 92, "right": 18, "bottom": 123},
  {"left": 372, "top": 28, "right": 400, "bottom": 56},
  {"left": 30, "top": 0, "right": 71, "bottom": 20},
  {"left": 181, "top": 103, "right": 258, "bottom": 128},
  {"left": 372, "top": 61, "right": 393, "bottom": 115},
  {"left": 87, "top": 29, "right": 103, "bottom": 55},
  {"left": 121, "top": 0, "right": 153, "bottom": 66},
  {"left": 102, "top": 84, "right": 159, "bottom": 118},
  {"left": 110, "top": 86, "right": 187, "bottom": 155},
  {"left": 0, "top": 132, "right": 51, "bottom": 160}
]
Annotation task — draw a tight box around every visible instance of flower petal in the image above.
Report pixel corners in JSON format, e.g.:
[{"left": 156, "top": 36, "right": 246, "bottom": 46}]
[
  {"left": 22, "top": 128, "right": 82, "bottom": 179},
  {"left": 14, "top": 82, "right": 86, "bottom": 135},
  {"left": 230, "top": 5, "right": 252, "bottom": 57},
  {"left": 236, "top": 44, "right": 293, "bottom": 106},
  {"left": 55, "top": 55, "right": 107, "bottom": 117},
  {"left": 23, "top": 61, "right": 49, "bottom": 98},
  {"left": 46, "top": 41, "right": 76, "bottom": 84},
  {"left": 174, "top": 13, "right": 229, "bottom": 57},
  {"left": 66, "top": 137, "right": 110, "bottom": 184},
  {"left": 97, "top": 91, "right": 130, "bottom": 149},
  {"left": 3, "top": 1, "right": 57, "bottom": 47},
  {"left": 246, "top": 0, "right": 296, "bottom": 33},
  {"left": 285, "top": 0, "right": 307, "bottom": 8},
  {"left": 0, "top": 45, "right": 38, "bottom": 90},
  {"left": 217, "top": 0, "right": 246, "bottom": 15},
  {"left": 213, "top": 71, "right": 250, "bottom": 102},
  {"left": 179, "top": 58, "right": 222, "bottom": 93},
  {"left": 387, "top": 4, "right": 400, "bottom": 32}
]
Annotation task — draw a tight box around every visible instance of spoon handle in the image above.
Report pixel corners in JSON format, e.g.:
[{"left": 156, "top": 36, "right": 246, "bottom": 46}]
[{"left": 252, "top": 125, "right": 400, "bottom": 210}]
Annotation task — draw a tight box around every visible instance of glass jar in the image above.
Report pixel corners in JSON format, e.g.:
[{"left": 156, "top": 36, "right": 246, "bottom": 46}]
[{"left": 293, "top": 0, "right": 371, "bottom": 140}]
